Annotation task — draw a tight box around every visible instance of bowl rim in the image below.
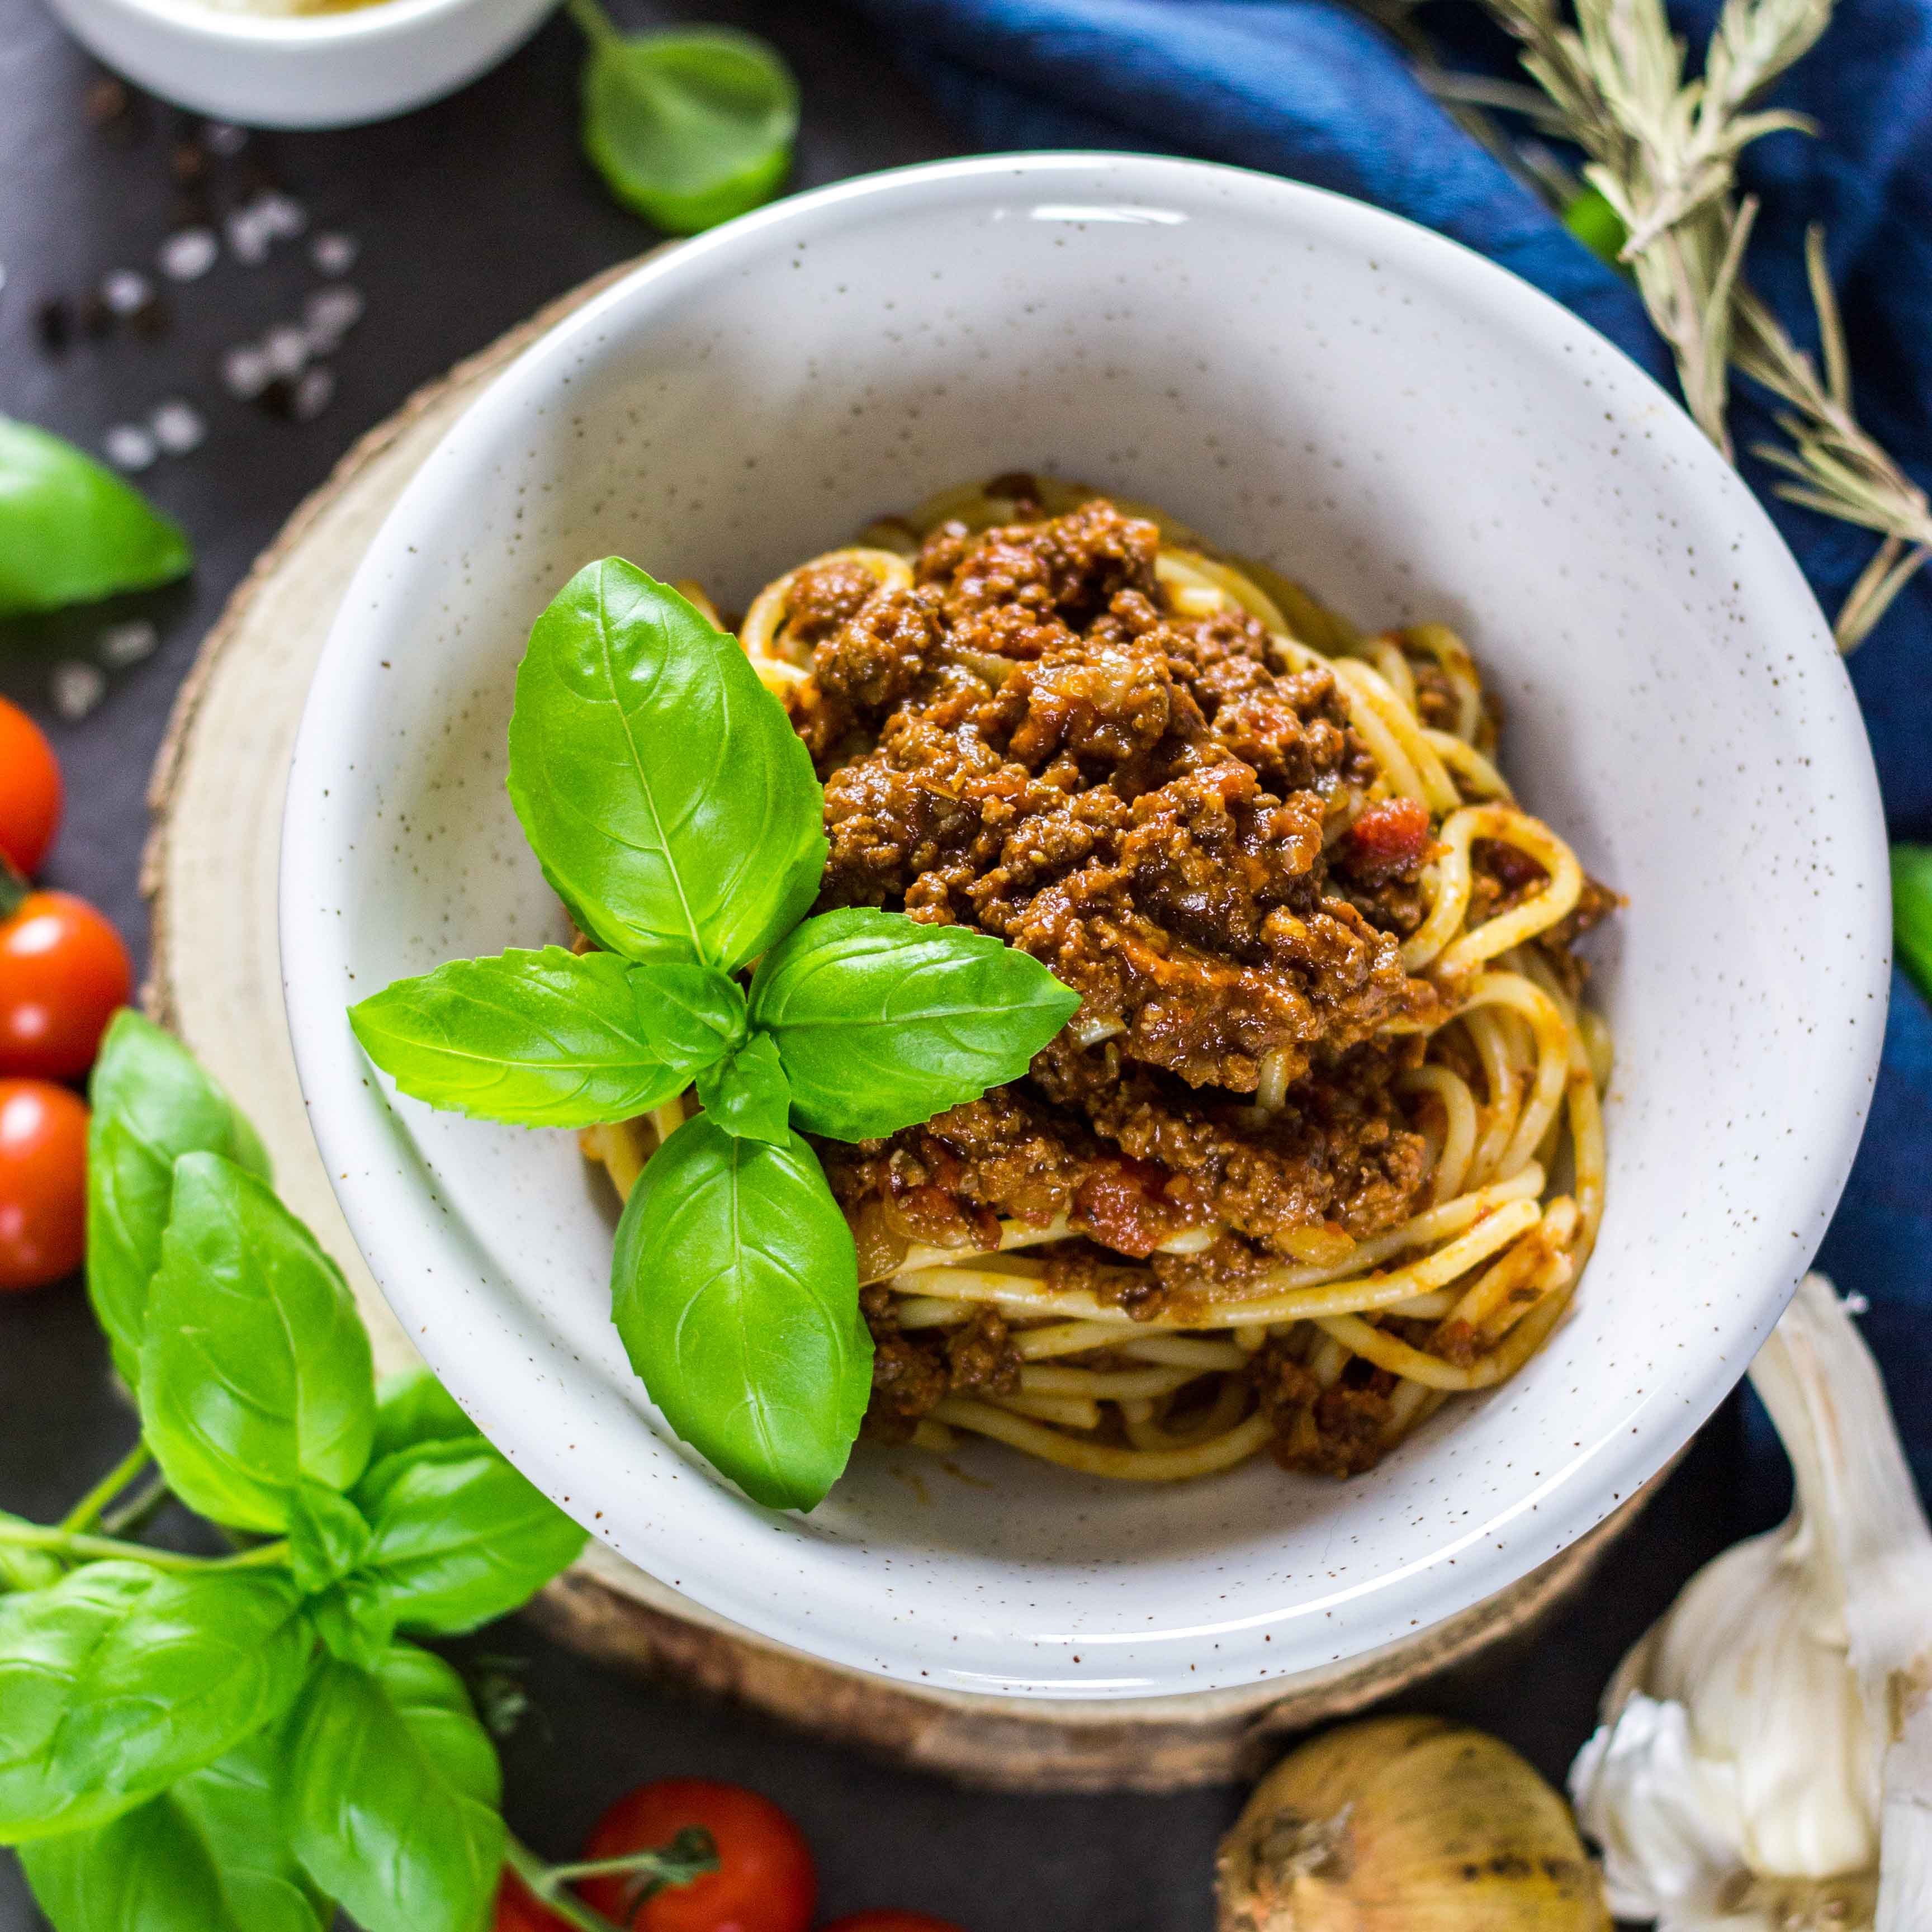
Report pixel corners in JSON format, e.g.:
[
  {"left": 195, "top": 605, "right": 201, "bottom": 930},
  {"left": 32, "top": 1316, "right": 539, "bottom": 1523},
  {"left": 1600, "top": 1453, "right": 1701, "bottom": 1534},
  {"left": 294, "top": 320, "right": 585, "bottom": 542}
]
[
  {"left": 87, "top": 0, "right": 492, "bottom": 49},
  {"left": 281, "top": 149, "right": 1890, "bottom": 1698}
]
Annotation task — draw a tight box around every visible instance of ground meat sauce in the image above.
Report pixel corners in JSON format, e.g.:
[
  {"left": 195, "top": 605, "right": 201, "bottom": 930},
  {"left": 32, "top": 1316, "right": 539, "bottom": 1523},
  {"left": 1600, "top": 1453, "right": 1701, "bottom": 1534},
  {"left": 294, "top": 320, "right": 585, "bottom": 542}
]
[
  {"left": 860, "top": 1287, "right": 1021, "bottom": 1442},
  {"left": 783, "top": 498, "right": 1530, "bottom": 1462}
]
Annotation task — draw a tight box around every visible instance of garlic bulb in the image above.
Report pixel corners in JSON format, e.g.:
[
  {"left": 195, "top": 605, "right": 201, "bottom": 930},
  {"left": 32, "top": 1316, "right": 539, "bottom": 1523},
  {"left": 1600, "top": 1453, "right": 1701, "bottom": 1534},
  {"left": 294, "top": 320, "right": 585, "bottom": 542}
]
[
  {"left": 1216, "top": 1712, "right": 1610, "bottom": 1930},
  {"left": 1569, "top": 1273, "right": 1932, "bottom": 1931}
]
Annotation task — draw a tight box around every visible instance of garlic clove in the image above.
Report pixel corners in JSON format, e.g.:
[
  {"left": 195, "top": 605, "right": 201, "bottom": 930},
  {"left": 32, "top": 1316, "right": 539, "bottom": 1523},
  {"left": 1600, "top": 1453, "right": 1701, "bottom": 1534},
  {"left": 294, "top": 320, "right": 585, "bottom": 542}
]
[
  {"left": 1568, "top": 1276, "right": 1932, "bottom": 1932},
  {"left": 1572, "top": 1693, "right": 1766, "bottom": 1927},
  {"left": 1218, "top": 1713, "right": 1610, "bottom": 1930}
]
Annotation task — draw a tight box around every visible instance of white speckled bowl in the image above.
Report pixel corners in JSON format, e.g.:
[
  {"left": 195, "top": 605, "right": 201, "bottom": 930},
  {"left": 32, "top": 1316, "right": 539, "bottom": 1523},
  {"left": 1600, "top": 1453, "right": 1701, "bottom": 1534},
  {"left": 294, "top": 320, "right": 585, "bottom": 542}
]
[
  {"left": 45, "top": 0, "right": 555, "bottom": 129},
  {"left": 283, "top": 154, "right": 1888, "bottom": 1699}
]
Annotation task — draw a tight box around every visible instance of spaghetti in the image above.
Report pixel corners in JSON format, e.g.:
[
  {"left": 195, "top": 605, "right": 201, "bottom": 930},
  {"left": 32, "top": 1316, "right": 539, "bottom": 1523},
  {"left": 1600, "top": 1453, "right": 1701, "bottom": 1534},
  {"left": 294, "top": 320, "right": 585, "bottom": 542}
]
[{"left": 582, "top": 475, "right": 1613, "bottom": 1484}]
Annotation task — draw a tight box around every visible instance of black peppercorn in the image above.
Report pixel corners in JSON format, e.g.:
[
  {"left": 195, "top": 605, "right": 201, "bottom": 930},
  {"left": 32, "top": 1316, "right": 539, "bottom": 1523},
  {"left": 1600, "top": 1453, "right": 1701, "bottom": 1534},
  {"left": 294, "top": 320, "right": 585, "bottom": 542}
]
[
  {"left": 257, "top": 375, "right": 297, "bottom": 420},
  {"left": 129, "top": 292, "right": 173, "bottom": 341},
  {"left": 34, "top": 297, "right": 73, "bottom": 354}
]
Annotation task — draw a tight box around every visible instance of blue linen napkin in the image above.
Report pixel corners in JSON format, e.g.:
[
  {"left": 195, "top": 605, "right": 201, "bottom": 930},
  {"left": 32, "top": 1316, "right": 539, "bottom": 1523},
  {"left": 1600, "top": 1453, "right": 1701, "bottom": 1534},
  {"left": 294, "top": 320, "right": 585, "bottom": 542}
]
[{"left": 846, "top": 0, "right": 1932, "bottom": 1494}]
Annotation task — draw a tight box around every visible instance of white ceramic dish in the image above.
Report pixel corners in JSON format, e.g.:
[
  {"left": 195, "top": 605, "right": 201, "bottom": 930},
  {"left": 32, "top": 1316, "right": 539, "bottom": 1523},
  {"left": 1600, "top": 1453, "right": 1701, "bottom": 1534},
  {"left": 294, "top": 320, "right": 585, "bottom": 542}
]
[
  {"left": 45, "top": 0, "right": 555, "bottom": 129},
  {"left": 283, "top": 153, "right": 1889, "bottom": 1699}
]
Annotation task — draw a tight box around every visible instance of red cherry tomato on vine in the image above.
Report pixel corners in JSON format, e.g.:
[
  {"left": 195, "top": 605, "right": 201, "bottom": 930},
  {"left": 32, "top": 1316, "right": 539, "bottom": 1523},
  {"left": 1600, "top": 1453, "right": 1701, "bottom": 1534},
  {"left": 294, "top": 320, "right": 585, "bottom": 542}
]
[
  {"left": 491, "top": 1871, "right": 575, "bottom": 1931},
  {"left": 0, "top": 892, "right": 131, "bottom": 1080},
  {"left": 0, "top": 1079, "right": 88, "bottom": 1291},
  {"left": 0, "top": 700, "right": 63, "bottom": 877},
  {"left": 579, "top": 1779, "right": 816, "bottom": 1932},
  {"left": 820, "top": 1916, "right": 970, "bottom": 1931}
]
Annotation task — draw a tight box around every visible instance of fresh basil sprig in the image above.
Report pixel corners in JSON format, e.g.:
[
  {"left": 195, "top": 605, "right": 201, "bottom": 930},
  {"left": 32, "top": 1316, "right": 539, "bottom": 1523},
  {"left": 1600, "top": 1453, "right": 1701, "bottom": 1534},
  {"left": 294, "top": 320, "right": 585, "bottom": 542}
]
[
  {"left": 1, "top": 418, "right": 193, "bottom": 619},
  {"left": 0, "top": 1014, "right": 637, "bottom": 1932},
  {"left": 350, "top": 561, "right": 1079, "bottom": 1511}
]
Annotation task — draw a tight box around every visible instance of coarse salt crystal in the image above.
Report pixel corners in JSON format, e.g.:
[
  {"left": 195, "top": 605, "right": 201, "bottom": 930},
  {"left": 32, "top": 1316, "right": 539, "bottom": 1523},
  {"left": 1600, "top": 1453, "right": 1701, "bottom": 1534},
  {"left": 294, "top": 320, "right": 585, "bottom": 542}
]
[
  {"left": 101, "top": 268, "right": 153, "bottom": 314},
  {"left": 221, "top": 343, "right": 272, "bottom": 399},
  {"left": 98, "top": 621, "right": 159, "bottom": 669},
  {"left": 291, "top": 365, "right": 335, "bottom": 422},
  {"left": 255, "top": 191, "right": 307, "bottom": 240},
  {"left": 263, "top": 323, "right": 309, "bottom": 377},
  {"left": 302, "top": 283, "right": 364, "bottom": 353},
  {"left": 310, "top": 231, "right": 358, "bottom": 276},
  {"left": 158, "top": 227, "right": 219, "bottom": 282},
  {"left": 51, "top": 661, "right": 107, "bottom": 721},
  {"left": 103, "top": 423, "right": 157, "bottom": 471},
  {"left": 225, "top": 209, "right": 272, "bottom": 265},
  {"left": 150, "top": 398, "right": 206, "bottom": 454}
]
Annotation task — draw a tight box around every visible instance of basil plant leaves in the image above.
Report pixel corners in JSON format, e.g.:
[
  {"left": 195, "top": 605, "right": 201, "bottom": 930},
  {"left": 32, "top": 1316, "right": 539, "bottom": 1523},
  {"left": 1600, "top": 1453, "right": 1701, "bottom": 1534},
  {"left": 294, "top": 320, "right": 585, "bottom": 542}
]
[
  {"left": 0, "top": 1015, "right": 589, "bottom": 1932},
  {"left": 351, "top": 560, "right": 1079, "bottom": 1511}
]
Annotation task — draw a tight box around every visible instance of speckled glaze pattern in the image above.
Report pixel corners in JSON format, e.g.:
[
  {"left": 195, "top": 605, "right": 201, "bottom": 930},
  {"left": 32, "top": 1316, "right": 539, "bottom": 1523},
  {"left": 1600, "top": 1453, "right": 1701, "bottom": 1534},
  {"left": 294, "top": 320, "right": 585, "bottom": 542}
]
[{"left": 282, "top": 155, "right": 1890, "bottom": 1700}]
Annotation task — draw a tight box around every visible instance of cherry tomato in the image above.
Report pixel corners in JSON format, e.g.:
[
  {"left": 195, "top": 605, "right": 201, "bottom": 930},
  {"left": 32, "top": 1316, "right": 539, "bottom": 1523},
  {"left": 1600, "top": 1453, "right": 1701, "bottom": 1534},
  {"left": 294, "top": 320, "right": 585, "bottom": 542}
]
[
  {"left": 0, "top": 1080, "right": 88, "bottom": 1291},
  {"left": 0, "top": 893, "right": 132, "bottom": 1080},
  {"left": 492, "top": 1871, "right": 575, "bottom": 1931},
  {"left": 820, "top": 1916, "right": 969, "bottom": 1932},
  {"left": 0, "top": 699, "right": 63, "bottom": 877},
  {"left": 579, "top": 1779, "right": 816, "bottom": 1932}
]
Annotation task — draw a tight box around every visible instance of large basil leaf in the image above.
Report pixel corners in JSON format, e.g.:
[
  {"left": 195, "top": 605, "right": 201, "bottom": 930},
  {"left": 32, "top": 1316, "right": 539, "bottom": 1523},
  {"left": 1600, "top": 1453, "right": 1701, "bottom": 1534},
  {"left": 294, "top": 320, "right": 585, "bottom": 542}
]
[
  {"left": 580, "top": 26, "right": 798, "bottom": 235},
  {"left": 349, "top": 1438, "right": 585, "bottom": 1636},
  {"left": 693, "top": 1029, "right": 792, "bottom": 1145},
  {"left": 0, "top": 418, "right": 192, "bottom": 618},
  {"left": 139, "top": 1154, "right": 375, "bottom": 1532},
  {"left": 506, "top": 559, "right": 827, "bottom": 970},
  {"left": 86, "top": 1011, "right": 271, "bottom": 1388},
  {"left": 369, "top": 1366, "right": 479, "bottom": 1464},
  {"left": 0, "top": 1563, "right": 310, "bottom": 1844},
  {"left": 348, "top": 946, "right": 742, "bottom": 1128},
  {"left": 20, "top": 1729, "right": 329, "bottom": 1932},
  {"left": 282, "top": 1646, "right": 504, "bottom": 1932},
  {"left": 749, "top": 908, "right": 1081, "bottom": 1140},
  {"left": 611, "top": 1115, "right": 868, "bottom": 1510}
]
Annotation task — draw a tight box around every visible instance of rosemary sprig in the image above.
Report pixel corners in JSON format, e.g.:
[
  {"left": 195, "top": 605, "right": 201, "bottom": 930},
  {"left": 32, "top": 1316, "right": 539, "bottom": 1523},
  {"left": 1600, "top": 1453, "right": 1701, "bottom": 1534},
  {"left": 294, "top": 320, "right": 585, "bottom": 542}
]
[
  {"left": 1732, "top": 231, "right": 1932, "bottom": 649},
  {"left": 1480, "top": 0, "right": 1930, "bottom": 648}
]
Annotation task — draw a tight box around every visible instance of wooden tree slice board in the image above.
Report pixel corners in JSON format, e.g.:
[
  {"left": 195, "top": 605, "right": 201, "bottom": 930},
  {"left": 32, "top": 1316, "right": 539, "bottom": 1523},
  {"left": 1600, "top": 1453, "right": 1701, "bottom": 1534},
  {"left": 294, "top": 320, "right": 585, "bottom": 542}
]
[{"left": 144, "top": 254, "right": 1657, "bottom": 1793}]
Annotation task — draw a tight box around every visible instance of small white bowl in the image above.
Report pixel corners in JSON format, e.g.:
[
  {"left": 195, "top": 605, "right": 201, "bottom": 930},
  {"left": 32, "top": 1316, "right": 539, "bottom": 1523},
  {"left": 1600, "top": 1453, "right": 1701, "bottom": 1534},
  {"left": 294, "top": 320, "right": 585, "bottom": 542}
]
[
  {"left": 46, "top": 0, "right": 555, "bottom": 129},
  {"left": 283, "top": 154, "right": 1889, "bottom": 1699}
]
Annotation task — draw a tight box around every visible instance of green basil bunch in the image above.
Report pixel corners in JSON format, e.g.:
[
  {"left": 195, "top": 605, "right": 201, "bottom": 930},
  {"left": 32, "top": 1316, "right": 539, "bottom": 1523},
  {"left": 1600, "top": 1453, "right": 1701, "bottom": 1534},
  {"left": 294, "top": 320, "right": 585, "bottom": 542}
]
[
  {"left": 0, "top": 1012, "right": 589, "bottom": 1932},
  {"left": 349, "top": 560, "right": 1079, "bottom": 1512}
]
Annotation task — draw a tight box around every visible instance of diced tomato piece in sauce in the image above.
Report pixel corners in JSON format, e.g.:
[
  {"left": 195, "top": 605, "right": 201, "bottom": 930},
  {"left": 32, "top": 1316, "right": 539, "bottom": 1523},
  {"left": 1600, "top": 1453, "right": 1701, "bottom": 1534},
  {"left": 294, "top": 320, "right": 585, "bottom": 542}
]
[{"left": 1343, "top": 798, "right": 1432, "bottom": 883}]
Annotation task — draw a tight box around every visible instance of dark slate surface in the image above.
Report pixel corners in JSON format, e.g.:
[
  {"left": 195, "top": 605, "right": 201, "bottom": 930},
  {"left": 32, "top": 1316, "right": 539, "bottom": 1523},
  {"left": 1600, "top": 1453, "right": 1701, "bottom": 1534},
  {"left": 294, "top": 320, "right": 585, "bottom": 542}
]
[{"left": 0, "top": 6, "right": 1763, "bottom": 1922}]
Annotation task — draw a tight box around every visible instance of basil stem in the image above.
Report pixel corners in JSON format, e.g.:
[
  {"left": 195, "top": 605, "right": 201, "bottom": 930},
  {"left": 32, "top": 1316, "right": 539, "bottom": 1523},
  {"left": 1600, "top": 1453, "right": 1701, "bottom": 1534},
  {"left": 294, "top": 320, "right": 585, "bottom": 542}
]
[
  {"left": 58, "top": 1441, "right": 154, "bottom": 1535},
  {"left": 0, "top": 1521, "right": 290, "bottom": 1571}
]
